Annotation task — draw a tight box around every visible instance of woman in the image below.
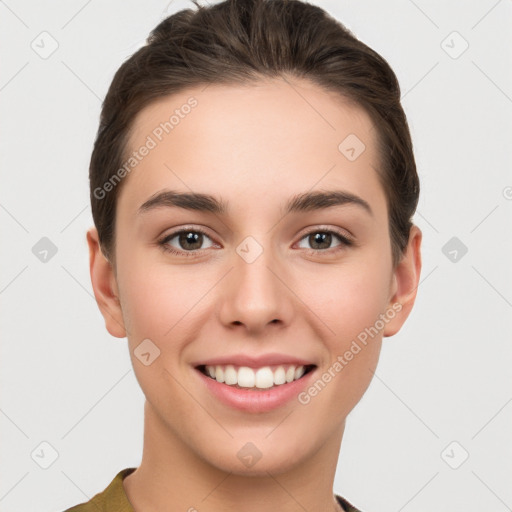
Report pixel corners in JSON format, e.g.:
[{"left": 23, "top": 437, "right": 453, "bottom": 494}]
[{"left": 67, "top": 0, "right": 422, "bottom": 510}]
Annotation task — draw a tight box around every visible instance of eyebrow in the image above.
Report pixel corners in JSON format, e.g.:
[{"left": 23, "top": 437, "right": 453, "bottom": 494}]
[{"left": 137, "top": 189, "right": 373, "bottom": 217}]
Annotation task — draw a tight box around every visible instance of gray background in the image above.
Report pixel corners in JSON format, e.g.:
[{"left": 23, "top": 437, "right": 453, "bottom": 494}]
[{"left": 1, "top": 1, "right": 511, "bottom": 511}]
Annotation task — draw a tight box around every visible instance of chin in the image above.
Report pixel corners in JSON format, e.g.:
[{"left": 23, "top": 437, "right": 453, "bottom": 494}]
[{"left": 199, "top": 437, "right": 312, "bottom": 477}]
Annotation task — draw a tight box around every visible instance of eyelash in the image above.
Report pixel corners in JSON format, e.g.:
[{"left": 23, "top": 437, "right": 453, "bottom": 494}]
[{"left": 157, "top": 226, "right": 354, "bottom": 258}]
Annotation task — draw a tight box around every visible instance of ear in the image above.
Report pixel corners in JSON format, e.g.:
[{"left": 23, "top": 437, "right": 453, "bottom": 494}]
[
  {"left": 86, "top": 227, "right": 127, "bottom": 338},
  {"left": 383, "top": 224, "right": 422, "bottom": 337}
]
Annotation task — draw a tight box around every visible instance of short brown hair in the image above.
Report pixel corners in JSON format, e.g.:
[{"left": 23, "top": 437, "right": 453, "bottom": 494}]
[{"left": 89, "top": 0, "right": 419, "bottom": 268}]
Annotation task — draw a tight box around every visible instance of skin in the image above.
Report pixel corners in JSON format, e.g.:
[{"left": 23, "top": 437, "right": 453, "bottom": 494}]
[{"left": 87, "top": 76, "right": 422, "bottom": 512}]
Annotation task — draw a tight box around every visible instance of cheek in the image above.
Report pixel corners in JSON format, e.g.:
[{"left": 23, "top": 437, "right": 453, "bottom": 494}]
[
  {"left": 117, "top": 259, "right": 212, "bottom": 382},
  {"left": 120, "top": 276, "right": 172, "bottom": 340},
  {"left": 117, "top": 250, "right": 199, "bottom": 338},
  {"left": 301, "top": 259, "right": 389, "bottom": 401},
  {"left": 310, "top": 259, "right": 391, "bottom": 343},
  {"left": 117, "top": 265, "right": 198, "bottom": 407}
]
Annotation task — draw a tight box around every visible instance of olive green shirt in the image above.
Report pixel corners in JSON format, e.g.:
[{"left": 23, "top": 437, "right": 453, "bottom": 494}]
[{"left": 63, "top": 467, "right": 363, "bottom": 512}]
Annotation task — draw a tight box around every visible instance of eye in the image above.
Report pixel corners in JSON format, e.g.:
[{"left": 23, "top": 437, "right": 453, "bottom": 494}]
[
  {"left": 158, "top": 227, "right": 216, "bottom": 257},
  {"left": 296, "top": 228, "right": 353, "bottom": 253},
  {"left": 158, "top": 226, "right": 354, "bottom": 258}
]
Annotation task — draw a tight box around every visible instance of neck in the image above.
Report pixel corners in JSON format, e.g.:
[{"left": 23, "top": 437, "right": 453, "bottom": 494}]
[{"left": 123, "top": 401, "right": 346, "bottom": 512}]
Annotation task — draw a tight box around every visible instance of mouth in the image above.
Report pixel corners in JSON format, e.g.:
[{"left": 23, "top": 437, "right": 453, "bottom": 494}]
[{"left": 195, "top": 363, "right": 317, "bottom": 391}]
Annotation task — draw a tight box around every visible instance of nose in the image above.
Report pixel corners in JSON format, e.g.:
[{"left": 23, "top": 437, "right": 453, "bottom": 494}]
[{"left": 217, "top": 240, "right": 295, "bottom": 335}]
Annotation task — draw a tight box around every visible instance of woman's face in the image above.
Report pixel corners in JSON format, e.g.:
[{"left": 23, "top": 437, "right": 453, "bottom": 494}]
[{"left": 90, "top": 77, "right": 420, "bottom": 475}]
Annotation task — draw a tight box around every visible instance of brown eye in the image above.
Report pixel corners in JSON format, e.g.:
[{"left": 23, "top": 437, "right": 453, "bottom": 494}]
[
  {"left": 308, "top": 232, "right": 332, "bottom": 250},
  {"left": 177, "top": 231, "right": 204, "bottom": 250},
  {"left": 297, "top": 229, "right": 353, "bottom": 252},
  {"left": 159, "top": 228, "right": 215, "bottom": 256}
]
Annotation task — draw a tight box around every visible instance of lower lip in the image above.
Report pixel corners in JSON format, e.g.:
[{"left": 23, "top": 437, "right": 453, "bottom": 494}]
[{"left": 194, "top": 367, "right": 316, "bottom": 413}]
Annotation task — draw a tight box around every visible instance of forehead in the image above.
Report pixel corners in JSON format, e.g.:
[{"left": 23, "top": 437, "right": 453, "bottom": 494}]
[{"left": 117, "top": 77, "right": 386, "bottom": 222}]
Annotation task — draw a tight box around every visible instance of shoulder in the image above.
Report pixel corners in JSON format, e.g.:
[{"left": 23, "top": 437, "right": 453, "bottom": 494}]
[
  {"left": 62, "top": 467, "right": 137, "bottom": 512},
  {"left": 336, "top": 494, "right": 365, "bottom": 512}
]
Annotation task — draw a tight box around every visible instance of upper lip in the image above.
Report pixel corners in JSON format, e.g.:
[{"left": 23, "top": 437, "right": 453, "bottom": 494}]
[{"left": 192, "top": 353, "right": 317, "bottom": 368}]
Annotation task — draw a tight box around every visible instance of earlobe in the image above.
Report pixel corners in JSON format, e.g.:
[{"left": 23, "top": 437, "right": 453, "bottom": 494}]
[
  {"left": 383, "top": 225, "right": 422, "bottom": 338},
  {"left": 86, "top": 227, "right": 127, "bottom": 338}
]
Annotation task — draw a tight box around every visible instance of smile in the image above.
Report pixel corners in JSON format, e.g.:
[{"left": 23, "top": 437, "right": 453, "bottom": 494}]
[
  {"left": 194, "top": 361, "right": 318, "bottom": 413},
  {"left": 198, "top": 363, "right": 316, "bottom": 390}
]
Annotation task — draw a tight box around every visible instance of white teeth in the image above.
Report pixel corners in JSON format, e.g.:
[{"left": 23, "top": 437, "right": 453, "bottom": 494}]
[
  {"left": 238, "top": 366, "right": 255, "bottom": 387},
  {"left": 215, "top": 365, "right": 225, "bottom": 383},
  {"left": 255, "top": 367, "right": 274, "bottom": 389},
  {"left": 273, "top": 365, "right": 286, "bottom": 385},
  {"left": 285, "top": 366, "right": 295, "bottom": 383},
  {"left": 294, "top": 366, "right": 305, "bottom": 380},
  {"left": 203, "top": 364, "right": 310, "bottom": 389},
  {"left": 224, "top": 365, "right": 237, "bottom": 385}
]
